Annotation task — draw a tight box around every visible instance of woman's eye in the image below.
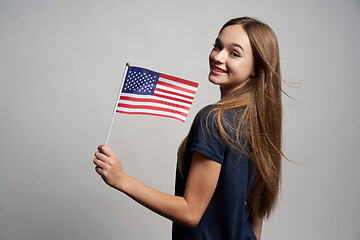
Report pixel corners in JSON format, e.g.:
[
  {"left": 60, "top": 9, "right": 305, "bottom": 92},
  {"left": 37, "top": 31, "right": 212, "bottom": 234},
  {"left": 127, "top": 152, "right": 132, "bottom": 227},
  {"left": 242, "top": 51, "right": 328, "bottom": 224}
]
[
  {"left": 230, "top": 51, "right": 240, "bottom": 57},
  {"left": 212, "top": 44, "right": 221, "bottom": 51}
]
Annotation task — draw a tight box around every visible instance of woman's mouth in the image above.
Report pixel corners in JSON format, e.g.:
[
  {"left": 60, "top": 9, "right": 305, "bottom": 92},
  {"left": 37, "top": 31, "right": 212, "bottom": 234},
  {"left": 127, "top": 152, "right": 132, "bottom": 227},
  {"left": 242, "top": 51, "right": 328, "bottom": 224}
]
[{"left": 211, "top": 64, "right": 228, "bottom": 74}]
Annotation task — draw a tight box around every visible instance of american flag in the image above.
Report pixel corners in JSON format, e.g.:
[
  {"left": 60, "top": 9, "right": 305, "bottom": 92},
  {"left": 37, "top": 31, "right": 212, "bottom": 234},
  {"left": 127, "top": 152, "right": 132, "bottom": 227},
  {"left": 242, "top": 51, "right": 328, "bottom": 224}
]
[{"left": 116, "top": 66, "right": 199, "bottom": 122}]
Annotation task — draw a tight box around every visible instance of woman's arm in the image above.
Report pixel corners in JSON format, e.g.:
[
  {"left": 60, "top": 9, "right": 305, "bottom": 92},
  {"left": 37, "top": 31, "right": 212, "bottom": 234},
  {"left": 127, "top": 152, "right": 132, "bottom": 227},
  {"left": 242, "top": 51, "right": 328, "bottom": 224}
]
[
  {"left": 93, "top": 145, "right": 221, "bottom": 228},
  {"left": 250, "top": 214, "right": 263, "bottom": 240}
]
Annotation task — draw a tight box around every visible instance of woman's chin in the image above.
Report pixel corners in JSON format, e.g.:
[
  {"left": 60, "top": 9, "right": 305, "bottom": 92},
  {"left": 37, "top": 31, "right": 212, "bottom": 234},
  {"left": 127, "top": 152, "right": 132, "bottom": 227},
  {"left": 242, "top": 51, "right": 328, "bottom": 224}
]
[{"left": 208, "top": 74, "right": 222, "bottom": 85}]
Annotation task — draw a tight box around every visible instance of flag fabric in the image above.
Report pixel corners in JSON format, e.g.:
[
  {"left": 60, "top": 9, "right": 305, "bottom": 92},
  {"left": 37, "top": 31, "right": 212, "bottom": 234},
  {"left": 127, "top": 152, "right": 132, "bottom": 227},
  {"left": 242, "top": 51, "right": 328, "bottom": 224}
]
[{"left": 116, "top": 66, "right": 199, "bottom": 122}]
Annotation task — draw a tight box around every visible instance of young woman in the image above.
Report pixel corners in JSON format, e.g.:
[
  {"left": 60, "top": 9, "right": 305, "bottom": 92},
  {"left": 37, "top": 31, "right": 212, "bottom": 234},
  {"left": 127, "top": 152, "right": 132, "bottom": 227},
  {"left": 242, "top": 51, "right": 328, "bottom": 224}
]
[{"left": 93, "top": 16, "right": 284, "bottom": 240}]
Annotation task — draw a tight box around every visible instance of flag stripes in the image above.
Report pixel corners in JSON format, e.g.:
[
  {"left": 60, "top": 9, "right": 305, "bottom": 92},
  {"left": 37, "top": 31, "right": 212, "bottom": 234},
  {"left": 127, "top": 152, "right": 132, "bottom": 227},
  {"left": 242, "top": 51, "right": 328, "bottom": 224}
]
[
  {"left": 119, "top": 93, "right": 192, "bottom": 108},
  {"left": 117, "top": 104, "right": 188, "bottom": 117},
  {"left": 157, "top": 81, "right": 196, "bottom": 96},
  {"left": 119, "top": 95, "right": 190, "bottom": 111},
  {"left": 160, "top": 73, "right": 198, "bottom": 88},
  {"left": 154, "top": 87, "right": 194, "bottom": 101},
  {"left": 116, "top": 110, "right": 186, "bottom": 122}
]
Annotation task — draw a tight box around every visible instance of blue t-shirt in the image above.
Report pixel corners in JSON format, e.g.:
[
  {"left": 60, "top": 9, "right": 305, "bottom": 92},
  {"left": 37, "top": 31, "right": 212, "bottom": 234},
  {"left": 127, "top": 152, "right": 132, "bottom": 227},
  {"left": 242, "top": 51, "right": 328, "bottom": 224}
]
[{"left": 172, "top": 105, "right": 257, "bottom": 240}]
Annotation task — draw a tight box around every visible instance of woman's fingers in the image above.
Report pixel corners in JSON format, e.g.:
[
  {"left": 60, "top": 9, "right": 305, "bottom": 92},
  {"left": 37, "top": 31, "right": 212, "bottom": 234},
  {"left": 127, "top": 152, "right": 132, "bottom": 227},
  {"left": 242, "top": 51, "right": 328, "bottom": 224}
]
[
  {"left": 95, "top": 166, "right": 102, "bottom": 174},
  {"left": 98, "top": 145, "right": 115, "bottom": 158},
  {"left": 94, "top": 151, "right": 108, "bottom": 162},
  {"left": 94, "top": 144, "right": 124, "bottom": 189},
  {"left": 93, "top": 158, "right": 106, "bottom": 169}
]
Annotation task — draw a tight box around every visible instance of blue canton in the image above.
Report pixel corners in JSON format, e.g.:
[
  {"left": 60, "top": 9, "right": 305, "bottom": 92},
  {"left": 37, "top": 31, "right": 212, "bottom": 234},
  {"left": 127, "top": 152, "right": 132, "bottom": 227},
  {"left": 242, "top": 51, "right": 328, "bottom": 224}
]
[{"left": 122, "top": 66, "right": 160, "bottom": 95}]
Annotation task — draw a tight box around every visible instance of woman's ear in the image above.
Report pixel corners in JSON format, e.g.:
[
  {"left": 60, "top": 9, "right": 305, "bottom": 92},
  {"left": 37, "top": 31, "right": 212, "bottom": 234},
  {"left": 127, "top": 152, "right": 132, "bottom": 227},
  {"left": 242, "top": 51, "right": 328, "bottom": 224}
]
[
  {"left": 250, "top": 67, "right": 257, "bottom": 78},
  {"left": 250, "top": 72, "right": 258, "bottom": 78}
]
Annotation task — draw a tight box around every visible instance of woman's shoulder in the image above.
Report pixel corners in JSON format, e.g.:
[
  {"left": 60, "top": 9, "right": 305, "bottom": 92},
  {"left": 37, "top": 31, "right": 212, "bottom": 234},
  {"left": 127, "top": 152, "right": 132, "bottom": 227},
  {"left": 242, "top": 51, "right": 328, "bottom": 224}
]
[
  {"left": 195, "top": 104, "right": 245, "bottom": 123},
  {"left": 196, "top": 104, "right": 219, "bottom": 119},
  {"left": 193, "top": 104, "right": 224, "bottom": 128}
]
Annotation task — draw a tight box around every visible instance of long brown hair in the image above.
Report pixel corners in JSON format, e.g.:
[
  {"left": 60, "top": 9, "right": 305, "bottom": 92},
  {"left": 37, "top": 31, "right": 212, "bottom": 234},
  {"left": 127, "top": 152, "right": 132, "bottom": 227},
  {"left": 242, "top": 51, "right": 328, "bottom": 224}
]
[{"left": 178, "top": 17, "right": 285, "bottom": 218}]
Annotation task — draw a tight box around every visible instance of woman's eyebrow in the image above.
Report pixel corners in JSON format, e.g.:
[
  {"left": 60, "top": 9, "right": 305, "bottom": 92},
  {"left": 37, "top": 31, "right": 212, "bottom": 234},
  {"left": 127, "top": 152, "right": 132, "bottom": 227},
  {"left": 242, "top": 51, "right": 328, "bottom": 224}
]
[
  {"left": 216, "top": 37, "right": 244, "bottom": 52},
  {"left": 231, "top": 43, "right": 244, "bottom": 52}
]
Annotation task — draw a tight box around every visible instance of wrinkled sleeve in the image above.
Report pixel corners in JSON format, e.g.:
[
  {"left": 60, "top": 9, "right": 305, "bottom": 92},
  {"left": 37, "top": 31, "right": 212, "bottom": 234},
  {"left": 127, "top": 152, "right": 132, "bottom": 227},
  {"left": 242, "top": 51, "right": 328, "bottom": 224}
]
[{"left": 189, "top": 106, "right": 226, "bottom": 164}]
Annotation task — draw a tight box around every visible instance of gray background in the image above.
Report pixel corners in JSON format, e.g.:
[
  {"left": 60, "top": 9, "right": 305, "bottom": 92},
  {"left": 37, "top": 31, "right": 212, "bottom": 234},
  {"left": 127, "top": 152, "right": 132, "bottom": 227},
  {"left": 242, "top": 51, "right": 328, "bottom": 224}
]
[{"left": 1, "top": 0, "right": 359, "bottom": 239}]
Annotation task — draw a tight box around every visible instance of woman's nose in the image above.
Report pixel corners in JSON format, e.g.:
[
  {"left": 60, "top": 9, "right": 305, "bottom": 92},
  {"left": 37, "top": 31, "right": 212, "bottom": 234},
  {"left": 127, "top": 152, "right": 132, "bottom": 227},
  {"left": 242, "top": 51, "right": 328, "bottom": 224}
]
[{"left": 213, "top": 49, "right": 226, "bottom": 63}]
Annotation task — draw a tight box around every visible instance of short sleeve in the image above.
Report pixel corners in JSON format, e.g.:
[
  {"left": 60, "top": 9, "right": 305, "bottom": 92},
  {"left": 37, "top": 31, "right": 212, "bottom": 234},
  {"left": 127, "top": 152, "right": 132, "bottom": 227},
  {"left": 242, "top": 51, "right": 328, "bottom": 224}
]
[{"left": 189, "top": 105, "right": 226, "bottom": 164}]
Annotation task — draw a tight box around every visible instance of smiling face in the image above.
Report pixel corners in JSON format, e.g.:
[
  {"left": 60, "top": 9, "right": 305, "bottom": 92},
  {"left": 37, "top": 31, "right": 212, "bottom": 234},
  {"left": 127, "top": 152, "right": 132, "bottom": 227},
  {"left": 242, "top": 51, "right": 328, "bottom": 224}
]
[{"left": 208, "top": 24, "right": 255, "bottom": 97}]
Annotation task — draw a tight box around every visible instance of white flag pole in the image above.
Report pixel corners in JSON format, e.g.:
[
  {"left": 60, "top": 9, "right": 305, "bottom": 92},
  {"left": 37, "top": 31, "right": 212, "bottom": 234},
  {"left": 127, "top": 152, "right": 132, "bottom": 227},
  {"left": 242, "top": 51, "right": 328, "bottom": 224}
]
[{"left": 105, "top": 62, "right": 130, "bottom": 146}]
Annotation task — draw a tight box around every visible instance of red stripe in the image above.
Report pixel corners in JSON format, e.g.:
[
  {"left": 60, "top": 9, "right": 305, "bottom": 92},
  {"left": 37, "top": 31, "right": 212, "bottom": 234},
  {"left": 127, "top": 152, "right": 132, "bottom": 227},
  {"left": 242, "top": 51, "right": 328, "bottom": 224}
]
[
  {"left": 116, "top": 110, "right": 185, "bottom": 122},
  {"left": 119, "top": 96, "right": 190, "bottom": 110},
  {"left": 155, "top": 88, "right": 194, "bottom": 100},
  {"left": 160, "top": 73, "right": 199, "bottom": 88},
  {"left": 158, "top": 80, "right": 196, "bottom": 95},
  {"left": 118, "top": 104, "right": 188, "bottom": 117},
  {"left": 153, "top": 92, "right": 192, "bottom": 105}
]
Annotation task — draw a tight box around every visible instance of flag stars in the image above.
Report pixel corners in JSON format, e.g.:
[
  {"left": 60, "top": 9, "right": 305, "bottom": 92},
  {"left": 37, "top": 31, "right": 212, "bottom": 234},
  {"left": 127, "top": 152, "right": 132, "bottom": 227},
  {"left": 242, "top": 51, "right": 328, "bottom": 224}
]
[{"left": 122, "top": 68, "right": 160, "bottom": 95}]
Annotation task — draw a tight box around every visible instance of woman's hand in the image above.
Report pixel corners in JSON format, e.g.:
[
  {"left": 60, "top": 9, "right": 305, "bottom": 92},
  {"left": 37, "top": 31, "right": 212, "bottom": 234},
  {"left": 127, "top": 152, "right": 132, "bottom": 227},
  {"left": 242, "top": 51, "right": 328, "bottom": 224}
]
[{"left": 93, "top": 145, "right": 126, "bottom": 190}]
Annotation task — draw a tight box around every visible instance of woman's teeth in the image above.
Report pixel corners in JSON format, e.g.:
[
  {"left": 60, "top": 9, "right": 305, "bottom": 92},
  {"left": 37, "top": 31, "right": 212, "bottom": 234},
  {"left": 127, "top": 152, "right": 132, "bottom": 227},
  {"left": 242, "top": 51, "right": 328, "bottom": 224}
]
[{"left": 213, "top": 66, "right": 226, "bottom": 73}]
